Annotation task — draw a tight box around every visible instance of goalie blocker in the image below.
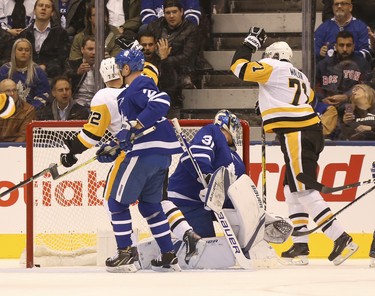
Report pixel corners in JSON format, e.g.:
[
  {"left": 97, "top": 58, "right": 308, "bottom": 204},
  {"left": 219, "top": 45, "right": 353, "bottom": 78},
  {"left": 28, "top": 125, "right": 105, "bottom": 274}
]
[{"left": 137, "top": 168, "right": 292, "bottom": 269}]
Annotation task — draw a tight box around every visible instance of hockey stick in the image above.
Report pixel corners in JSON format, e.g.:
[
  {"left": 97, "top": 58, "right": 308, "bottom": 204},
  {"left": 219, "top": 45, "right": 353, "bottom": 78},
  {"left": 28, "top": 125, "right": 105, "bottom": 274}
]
[
  {"left": 261, "top": 123, "right": 267, "bottom": 210},
  {"left": 297, "top": 172, "right": 375, "bottom": 194},
  {"left": 0, "top": 163, "right": 58, "bottom": 199},
  {"left": 50, "top": 126, "right": 156, "bottom": 180},
  {"left": 171, "top": 118, "right": 252, "bottom": 269},
  {"left": 292, "top": 184, "right": 375, "bottom": 236}
]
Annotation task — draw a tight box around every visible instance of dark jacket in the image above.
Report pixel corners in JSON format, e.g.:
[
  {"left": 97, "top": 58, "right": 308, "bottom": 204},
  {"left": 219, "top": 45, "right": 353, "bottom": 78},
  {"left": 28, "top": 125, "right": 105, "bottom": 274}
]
[
  {"left": 20, "top": 21, "right": 69, "bottom": 78},
  {"left": 36, "top": 100, "right": 89, "bottom": 121},
  {"left": 147, "top": 18, "right": 200, "bottom": 72},
  {"left": 64, "top": 58, "right": 90, "bottom": 99},
  {"left": 340, "top": 105, "right": 375, "bottom": 140},
  {"left": 51, "top": 0, "right": 86, "bottom": 37},
  {"left": 315, "top": 52, "right": 373, "bottom": 101}
]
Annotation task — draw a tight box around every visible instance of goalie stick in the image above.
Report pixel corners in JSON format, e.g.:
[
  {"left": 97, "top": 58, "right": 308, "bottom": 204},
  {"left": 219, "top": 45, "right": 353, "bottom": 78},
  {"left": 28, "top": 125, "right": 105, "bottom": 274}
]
[
  {"left": 292, "top": 184, "right": 375, "bottom": 236},
  {"left": 50, "top": 126, "right": 156, "bottom": 180},
  {"left": 171, "top": 118, "right": 253, "bottom": 269},
  {"left": 0, "top": 163, "right": 58, "bottom": 199},
  {"left": 297, "top": 172, "right": 375, "bottom": 194}
]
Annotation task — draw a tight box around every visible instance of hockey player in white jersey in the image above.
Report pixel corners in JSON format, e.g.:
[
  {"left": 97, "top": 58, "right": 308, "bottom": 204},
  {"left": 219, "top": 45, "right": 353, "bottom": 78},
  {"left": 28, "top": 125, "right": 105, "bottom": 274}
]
[{"left": 231, "top": 27, "right": 358, "bottom": 265}]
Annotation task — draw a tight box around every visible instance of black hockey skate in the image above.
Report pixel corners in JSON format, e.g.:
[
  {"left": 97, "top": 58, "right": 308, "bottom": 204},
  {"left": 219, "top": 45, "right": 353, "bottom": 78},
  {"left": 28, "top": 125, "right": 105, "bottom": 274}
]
[
  {"left": 281, "top": 243, "right": 309, "bottom": 265},
  {"left": 328, "top": 232, "right": 358, "bottom": 265},
  {"left": 369, "top": 232, "right": 375, "bottom": 267},
  {"left": 105, "top": 246, "right": 138, "bottom": 273},
  {"left": 151, "top": 251, "right": 181, "bottom": 272},
  {"left": 183, "top": 229, "right": 206, "bottom": 265}
]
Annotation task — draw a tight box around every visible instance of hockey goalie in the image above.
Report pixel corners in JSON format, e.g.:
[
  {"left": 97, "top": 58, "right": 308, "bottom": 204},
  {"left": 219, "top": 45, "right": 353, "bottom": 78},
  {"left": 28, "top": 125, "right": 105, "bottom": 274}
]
[{"left": 137, "top": 167, "right": 293, "bottom": 270}]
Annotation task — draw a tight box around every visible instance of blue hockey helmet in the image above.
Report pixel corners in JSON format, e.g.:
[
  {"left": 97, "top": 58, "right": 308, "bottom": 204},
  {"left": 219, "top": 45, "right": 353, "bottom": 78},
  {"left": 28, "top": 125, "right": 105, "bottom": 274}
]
[
  {"left": 115, "top": 48, "right": 145, "bottom": 72},
  {"left": 214, "top": 109, "right": 241, "bottom": 143}
]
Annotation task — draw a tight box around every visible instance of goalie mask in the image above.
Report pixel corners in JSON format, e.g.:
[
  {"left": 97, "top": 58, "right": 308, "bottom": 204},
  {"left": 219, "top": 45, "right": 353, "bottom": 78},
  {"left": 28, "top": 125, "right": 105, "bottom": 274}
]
[
  {"left": 263, "top": 41, "right": 293, "bottom": 62},
  {"left": 100, "top": 57, "right": 121, "bottom": 83},
  {"left": 115, "top": 48, "right": 145, "bottom": 72},
  {"left": 214, "top": 109, "right": 241, "bottom": 144}
]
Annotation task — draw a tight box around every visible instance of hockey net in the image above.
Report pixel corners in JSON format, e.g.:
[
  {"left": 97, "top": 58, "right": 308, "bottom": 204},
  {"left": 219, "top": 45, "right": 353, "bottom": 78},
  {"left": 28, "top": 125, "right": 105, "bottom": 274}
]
[{"left": 24, "top": 120, "right": 249, "bottom": 267}]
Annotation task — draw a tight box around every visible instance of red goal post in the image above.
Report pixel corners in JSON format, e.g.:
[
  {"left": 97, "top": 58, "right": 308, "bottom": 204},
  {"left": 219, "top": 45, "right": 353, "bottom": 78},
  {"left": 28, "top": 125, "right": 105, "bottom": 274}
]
[{"left": 25, "top": 119, "right": 250, "bottom": 268}]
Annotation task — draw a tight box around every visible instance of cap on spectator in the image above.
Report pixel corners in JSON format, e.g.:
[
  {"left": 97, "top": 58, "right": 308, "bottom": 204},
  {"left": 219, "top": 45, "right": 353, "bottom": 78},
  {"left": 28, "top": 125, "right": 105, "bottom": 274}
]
[
  {"left": 0, "top": 93, "right": 15, "bottom": 119},
  {"left": 163, "top": 0, "right": 182, "bottom": 9}
]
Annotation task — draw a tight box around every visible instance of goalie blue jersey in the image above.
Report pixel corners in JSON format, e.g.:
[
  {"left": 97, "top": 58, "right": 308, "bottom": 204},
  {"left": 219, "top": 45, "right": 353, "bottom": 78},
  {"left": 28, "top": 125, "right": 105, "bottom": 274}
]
[
  {"left": 117, "top": 75, "right": 181, "bottom": 157},
  {"left": 168, "top": 123, "right": 245, "bottom": 206}
]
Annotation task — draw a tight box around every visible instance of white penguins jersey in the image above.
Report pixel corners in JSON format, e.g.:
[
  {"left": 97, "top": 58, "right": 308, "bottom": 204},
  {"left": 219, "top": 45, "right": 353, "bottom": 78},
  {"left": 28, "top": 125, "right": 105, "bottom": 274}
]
[
  {"left": 231, "top": 57, "right": 320, "bottom": 133},
  {"left": 77, "top": 87, "right": 124, "bottom": 149}
]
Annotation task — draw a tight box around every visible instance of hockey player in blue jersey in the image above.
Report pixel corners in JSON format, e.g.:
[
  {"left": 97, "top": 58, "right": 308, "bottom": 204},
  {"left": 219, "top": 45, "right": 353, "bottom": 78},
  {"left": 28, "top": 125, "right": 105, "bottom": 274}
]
[
  {"left": 100, "top": 48, "right": 183, "bottom": 273},
  {"left": 168, "top": 109, "right": 245, "bottom": 237}
]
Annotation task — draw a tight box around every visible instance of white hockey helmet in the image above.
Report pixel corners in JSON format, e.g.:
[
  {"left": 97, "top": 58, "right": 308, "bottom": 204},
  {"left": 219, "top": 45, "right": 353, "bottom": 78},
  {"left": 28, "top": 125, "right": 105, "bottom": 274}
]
[
  {"left": 214, "top": 109, "right": 241, "bottom": 143},
  {"left": 100, "top": 57, "right": 121, "bottom": 83},
  {"left": 263, "top": 41, "right": 293, "bottom": 61}
]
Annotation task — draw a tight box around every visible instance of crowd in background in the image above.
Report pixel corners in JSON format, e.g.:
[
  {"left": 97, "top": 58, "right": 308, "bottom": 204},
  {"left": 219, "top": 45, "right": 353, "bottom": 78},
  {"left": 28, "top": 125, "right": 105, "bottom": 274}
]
[{"left": 0, "top": 0, "right": 375, "bottom": 143}]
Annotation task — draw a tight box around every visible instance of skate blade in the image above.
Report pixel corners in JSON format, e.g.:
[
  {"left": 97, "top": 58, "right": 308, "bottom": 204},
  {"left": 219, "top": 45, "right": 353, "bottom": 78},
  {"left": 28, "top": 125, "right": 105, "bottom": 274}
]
[
  {"left": 370, "top": 258, "right": 375, "bottom": 268},
  {"left": 151, "top": 263, "right": 182, "bottom": 272},
  {"left": 332, "top": 242, "right": 359, "bottom": 266},
  {"left": 279, "top": 256, "right": 309, "bottom": 266},
  {"left": 186, "top": 240, "right": 207, "bottom": 267},
  {"left": 106, "top": 263, "right": 138, "bottom": 273}
]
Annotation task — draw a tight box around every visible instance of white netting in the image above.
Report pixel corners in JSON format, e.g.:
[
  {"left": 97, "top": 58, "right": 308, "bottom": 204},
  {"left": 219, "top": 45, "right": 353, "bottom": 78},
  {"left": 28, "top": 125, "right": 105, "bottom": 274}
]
[{"left": 26, "top": 120, "right": 247, "bottom": 266}]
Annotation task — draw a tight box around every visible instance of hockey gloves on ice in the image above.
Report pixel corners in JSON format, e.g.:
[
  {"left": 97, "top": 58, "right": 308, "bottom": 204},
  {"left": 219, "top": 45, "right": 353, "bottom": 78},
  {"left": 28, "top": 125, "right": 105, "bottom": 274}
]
[
  {"left": 96, "top": 141, "right": 120, "bottom": 163},
  {"left": 60, "top": 140, "right": 78, "bottom": 168},
  {"left": 243, "top": 27, "right": 267, "bottom": 53}
]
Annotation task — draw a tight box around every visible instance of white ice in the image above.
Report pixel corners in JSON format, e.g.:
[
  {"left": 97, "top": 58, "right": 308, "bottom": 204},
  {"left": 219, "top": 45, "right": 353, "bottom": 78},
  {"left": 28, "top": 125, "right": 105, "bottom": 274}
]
[{"left": 1, "top": 259, "right": 375, "bottom": 296}]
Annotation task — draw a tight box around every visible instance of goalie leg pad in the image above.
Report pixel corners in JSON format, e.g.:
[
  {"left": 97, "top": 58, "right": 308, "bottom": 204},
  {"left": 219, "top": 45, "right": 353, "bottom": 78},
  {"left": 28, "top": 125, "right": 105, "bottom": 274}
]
[{"left": 227, "top": 174, "right": 265, "bottom": 248}]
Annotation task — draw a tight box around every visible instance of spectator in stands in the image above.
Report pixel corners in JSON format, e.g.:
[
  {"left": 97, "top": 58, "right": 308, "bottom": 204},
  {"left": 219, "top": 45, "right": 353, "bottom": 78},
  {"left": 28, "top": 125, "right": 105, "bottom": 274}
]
[
  {"left": 0, "top": 0, "right": 35, "bottom": 36},
  {"left": 19, "top": 0, "right": 69, "bottom": 79},
  {"left": 339, "top": 83, "right": 375, "bottom": 140},
  {"left": 322, "top": 0, "right": 375, "bottom": 29},
  {"left": 51, "top": 0, "right": 86, "bottom": 42},
  {"left": 36, "top": 75, "right": 89, "bottom": 120},
  {"left": 315, "top": 30, "right": 372, "bottom": 107},
  {"left": 69, "top": 0, "right": 122, "bottom": 60},
  {"left": 65, "top": 35, "right": 96, "bottom": 110},
  {"left": 315, "top": 30, "right": 372, "bottom": 139},
  {"left": 0, "top": 0, "right": 36, "bottom": 65},
  {"left": 147, "top": 0, "right": 201, "bottom": 111},
  {"left": 315, "top": 0, "right": 371, "bottom": 63},
  {"left": 105, "top": 0, "right": 141, "bottom": 35},
  {"left": 0, "top": 38, "right": 50, "bottom": 109},
  {"left": 0, "top": 78, "right": 35, "bottom": 142},
  {"left": 140, "top": 0, "right": 201, "bottom": 32}
]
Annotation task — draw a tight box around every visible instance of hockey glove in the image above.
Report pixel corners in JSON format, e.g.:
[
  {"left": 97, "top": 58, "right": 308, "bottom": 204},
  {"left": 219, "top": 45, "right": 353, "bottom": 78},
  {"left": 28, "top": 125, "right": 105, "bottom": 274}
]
[
  {"left": 116, "top": 121, "right": 136, "bottom": 152},
  {"left": 60, "top": 140, "right": 78, "bottom": 168},
  {"left": 243, "top": 27, "right": 267, "bottom": 53},
  {"left": 96, "top": 141, "right": 120, "bottom": 163}
]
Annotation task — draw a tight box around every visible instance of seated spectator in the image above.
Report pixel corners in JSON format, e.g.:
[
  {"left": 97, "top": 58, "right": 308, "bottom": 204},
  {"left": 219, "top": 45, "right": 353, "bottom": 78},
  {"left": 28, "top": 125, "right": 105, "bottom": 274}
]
[
  {"left": 0, "top": 38, "right": 50, "bottom": 109},
  {"left": 315, "top": 30, "right": 372, "bottom": 139},
  {"left": 140, "top": 0, "right": 201, "bottom": 31},
  {"left": 147, "top": 0, "right": 200, "bottom": 111},
  {"left": 19, "top": 0, "right": 69, "bottom": 79},
  {"left": 0, "top": 0, "right": 35, "bottom": 37},
  {"left": 65, "top": 35, "right": 96, "bottom": 110},
  {"left": 51, "top": 0, "right": 86, "bottom": 42},
  {"left": 322, "top": 0, "right": 375, "bottom": 29},
  {"left": 340, "top": 83, "right": 375, "bottom": 140},
  {"left": 315, "top": 30, "right": 372, "bottom": 107},
  {"left": 36, "top": 75, "right": 89, "bottom": 120},
  {"left": 105, "top": 0, "right": 141, "bottom": 35},
  {"left": 0, "top": 0, "right": 36, "bottom": 65},
  {"left": 315, "top": 0, "right": 371, "bottom": 63},
  {"left": 0, "top": 78, "right": 35, "bottom": 142},
  {"left": 69, "top": 0, "right": 122, "bottom": 60}
]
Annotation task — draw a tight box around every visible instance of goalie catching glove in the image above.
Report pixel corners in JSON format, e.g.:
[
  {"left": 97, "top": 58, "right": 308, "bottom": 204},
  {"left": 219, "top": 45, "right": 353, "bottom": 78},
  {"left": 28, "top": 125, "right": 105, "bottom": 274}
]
[
  {"left": 96, "top": 141, "right": 120, "bottom": 163},
  {"left": 243, "top": 27, "right": 267, "bottom": 53}
]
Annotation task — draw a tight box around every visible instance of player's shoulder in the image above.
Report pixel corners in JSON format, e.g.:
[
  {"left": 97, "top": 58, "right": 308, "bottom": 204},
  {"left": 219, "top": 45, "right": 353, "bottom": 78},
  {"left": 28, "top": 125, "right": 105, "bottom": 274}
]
[{"left": 91, "top": 87, "right": 124, "bottom": 106}]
